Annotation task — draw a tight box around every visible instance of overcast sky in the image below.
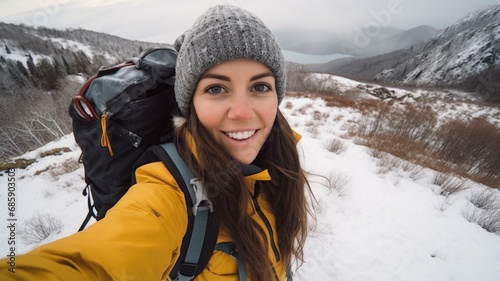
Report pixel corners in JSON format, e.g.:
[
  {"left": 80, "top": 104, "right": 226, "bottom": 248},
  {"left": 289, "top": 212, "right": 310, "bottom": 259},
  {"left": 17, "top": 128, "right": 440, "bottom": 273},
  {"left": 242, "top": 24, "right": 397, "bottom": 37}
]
[{"left": 1, "top": 0, "right": 499, "bottom": 44}]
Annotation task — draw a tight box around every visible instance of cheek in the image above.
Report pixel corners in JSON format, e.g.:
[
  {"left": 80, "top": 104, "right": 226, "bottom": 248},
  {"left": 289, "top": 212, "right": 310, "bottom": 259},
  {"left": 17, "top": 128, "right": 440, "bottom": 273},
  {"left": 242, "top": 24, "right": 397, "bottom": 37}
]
[
  {"left": 193, "top": 98, "right": 221, "bottom": 132},
  {"left": 262, "top": 98, "right": 278, "bottom": 124},
  {"left": 259, "top": 104, "right": 278, "bottom": 137}
]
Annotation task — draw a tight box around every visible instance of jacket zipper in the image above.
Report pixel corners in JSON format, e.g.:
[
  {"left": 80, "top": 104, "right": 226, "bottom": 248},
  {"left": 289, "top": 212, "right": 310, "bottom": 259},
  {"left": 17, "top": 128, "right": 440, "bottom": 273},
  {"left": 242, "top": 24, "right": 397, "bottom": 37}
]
[{"left": 251, "top": 193, "right": 280, "bottom": 263}]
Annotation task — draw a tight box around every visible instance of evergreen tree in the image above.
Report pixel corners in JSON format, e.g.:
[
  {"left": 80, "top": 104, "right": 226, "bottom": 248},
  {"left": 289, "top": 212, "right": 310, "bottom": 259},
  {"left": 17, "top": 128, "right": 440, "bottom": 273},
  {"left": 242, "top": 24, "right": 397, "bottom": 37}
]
[
  {"left": 62, "top": 56, "right": 75, "bottom": 75},
  {"left": 52, "top": 55, "right": 66, "bottom": 77},
  {"left": 8, "top": 61, "right": 29, "bottom": 87},
  {"left": 16, "top": 61, "right": 29, "bottom": 77},
  {"left": 73, "top": 51, "right": 92, "bottom": 75},
  {"left": 37, "top": 58, "right": 60, "bottom": 90},
  {"left": 26, "top": 54, "right": 36, "bottom": 75},
  {"left": 5, "top": 45, "right": 11, "bottom": 54}
]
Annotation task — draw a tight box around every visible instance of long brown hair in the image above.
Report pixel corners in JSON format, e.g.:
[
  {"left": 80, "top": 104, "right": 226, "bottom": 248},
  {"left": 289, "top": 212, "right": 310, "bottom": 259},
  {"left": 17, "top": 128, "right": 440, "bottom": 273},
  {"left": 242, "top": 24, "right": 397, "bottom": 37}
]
[{"left": 174, "top": 108, "right": 311, "bottom": 281}]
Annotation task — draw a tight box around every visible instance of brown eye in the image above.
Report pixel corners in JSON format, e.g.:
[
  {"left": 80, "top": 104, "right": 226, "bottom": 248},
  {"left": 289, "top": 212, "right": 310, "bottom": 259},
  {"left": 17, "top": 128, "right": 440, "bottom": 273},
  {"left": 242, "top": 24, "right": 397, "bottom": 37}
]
[
  {"left": 252, "top": 83, "right": 271, "bottom": 93},
  {"left": 206, "top": 85, "right": 227, "bottom": 95}
]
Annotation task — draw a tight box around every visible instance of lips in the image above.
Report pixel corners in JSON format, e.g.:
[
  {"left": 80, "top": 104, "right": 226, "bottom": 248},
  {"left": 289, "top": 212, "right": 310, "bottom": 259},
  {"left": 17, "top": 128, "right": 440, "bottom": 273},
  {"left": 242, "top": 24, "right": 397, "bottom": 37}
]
[{"left": 224, "top": 130, "right": 257, "bottom": 140}]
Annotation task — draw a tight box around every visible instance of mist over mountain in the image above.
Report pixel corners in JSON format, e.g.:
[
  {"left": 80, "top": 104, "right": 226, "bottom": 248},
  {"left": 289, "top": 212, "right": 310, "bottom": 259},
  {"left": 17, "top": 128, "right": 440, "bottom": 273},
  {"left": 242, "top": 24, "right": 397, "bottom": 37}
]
[
  {"left": 274, "top": 25, "right": 437, "bottom": 58},
  {"left": 361, "top": 25, "right": 438, "bottom": 57}
]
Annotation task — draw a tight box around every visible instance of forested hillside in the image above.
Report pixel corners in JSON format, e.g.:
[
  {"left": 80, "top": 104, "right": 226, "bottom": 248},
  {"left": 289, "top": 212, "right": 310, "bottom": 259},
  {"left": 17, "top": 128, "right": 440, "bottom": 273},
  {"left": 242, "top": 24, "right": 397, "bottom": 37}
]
[{"left": 0, "top": 23, "right": 169, "bottom": 160}]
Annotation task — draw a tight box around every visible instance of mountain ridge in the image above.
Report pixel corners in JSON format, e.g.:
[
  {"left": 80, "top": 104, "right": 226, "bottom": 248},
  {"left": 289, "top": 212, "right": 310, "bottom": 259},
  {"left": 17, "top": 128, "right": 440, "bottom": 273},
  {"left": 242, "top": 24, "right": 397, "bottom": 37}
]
[{"left": 308, "top": 4, "right": 500, "bottom": 100}]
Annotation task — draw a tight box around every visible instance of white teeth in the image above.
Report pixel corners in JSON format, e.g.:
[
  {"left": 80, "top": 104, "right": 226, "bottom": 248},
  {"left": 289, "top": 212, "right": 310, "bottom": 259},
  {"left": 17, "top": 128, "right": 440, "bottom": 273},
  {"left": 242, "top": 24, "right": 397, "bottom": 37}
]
[{"left": 226, "top": 130, "right": 256, "bottom": 140}]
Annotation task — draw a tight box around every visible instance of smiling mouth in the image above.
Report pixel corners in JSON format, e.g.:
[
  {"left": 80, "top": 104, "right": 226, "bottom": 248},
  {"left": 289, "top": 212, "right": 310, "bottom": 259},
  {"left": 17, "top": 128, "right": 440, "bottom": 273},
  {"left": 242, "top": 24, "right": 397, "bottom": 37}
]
[{"left": 224, "top": 130, "right": 257, "bottom": 140}]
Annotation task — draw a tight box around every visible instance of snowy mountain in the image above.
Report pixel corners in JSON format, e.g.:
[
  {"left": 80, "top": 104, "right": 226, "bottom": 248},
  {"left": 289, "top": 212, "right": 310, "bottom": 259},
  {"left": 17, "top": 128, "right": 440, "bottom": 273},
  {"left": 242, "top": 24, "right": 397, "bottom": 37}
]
[
  {"left": 1, "top": 74, "right": 499, "bottom": 280},
  {"left": 373, "top": 4, "right": 500, "bottom": 91},
  {"left": 312, "top": 4, "right": 500, "bottom": 100}
]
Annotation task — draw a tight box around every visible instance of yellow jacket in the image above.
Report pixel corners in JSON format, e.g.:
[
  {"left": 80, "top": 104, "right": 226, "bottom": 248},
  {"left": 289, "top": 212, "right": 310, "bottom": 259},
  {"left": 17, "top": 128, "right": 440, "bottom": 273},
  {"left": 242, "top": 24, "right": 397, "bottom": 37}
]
[{"left": 0, "top": 155, "right": 285, "bottom": 280}]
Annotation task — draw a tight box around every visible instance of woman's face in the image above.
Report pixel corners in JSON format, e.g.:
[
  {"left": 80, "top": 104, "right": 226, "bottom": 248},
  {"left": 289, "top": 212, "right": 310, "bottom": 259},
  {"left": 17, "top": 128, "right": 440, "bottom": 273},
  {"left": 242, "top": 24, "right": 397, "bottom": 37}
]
[{"left": 193, "top": 59, "right": 278, "bottom": 164}]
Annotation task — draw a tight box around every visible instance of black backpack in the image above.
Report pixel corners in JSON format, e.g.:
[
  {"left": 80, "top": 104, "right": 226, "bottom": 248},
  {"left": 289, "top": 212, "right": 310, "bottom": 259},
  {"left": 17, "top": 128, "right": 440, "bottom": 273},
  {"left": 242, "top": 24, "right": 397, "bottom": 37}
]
[{"left": 68, "top": 47, "right": 218, "bottom": 280}]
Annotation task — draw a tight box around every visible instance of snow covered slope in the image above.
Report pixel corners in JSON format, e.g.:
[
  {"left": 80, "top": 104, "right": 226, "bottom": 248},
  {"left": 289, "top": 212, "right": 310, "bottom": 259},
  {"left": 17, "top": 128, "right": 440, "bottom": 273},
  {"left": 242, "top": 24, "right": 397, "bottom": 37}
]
[
  {"left": 1, "top": 77, "right": 499, "bottom": 280},
  {"left": 374, "top": 4, "right": 500, "bottom": 89}
]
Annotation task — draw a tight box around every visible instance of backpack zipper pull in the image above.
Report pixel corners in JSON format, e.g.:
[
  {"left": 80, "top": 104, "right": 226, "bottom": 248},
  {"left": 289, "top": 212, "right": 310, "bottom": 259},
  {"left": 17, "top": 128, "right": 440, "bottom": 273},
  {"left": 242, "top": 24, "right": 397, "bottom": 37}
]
[{"left": 100, "top": 114, "right": 114, "bottom": 156}]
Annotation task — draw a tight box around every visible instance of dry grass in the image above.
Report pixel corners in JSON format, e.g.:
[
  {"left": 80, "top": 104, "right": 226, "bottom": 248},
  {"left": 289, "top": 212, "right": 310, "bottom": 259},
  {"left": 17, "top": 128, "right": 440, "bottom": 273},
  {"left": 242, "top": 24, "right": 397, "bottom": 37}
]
[
  {"left": 352, "top": 102, "right": 499, "bottom": 189},
  {"left": 34, "top": 158, "right": 81, "bottom": 178},
  {"left": 39, "top": 147, "right": 71, "bottom": 158},
  {"left": 0, "top": 158, "right": 36, "bottom": 170},
  {"left": 290, "top": 90, "right": 499, "bottom": 189},
  {"left": 433, "top": 118, "right": 500, "bottom": 188},
  {"left": 463, "top": 189, "right": 500, "bottom": 235}
]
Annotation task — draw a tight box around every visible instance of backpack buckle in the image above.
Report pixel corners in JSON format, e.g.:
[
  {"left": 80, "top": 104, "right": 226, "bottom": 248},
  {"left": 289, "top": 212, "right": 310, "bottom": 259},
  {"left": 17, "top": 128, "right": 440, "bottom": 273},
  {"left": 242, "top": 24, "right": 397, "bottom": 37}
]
[{"left": 189, "top": 178, "right": 213, "bottom": 216}]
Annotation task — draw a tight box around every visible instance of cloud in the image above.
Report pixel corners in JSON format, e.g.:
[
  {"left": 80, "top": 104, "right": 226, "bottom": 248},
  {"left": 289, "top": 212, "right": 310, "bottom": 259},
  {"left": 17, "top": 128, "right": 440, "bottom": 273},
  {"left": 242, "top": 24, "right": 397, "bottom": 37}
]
[{"left": 1, "top": 0, "right": 498, "bottom": 44}]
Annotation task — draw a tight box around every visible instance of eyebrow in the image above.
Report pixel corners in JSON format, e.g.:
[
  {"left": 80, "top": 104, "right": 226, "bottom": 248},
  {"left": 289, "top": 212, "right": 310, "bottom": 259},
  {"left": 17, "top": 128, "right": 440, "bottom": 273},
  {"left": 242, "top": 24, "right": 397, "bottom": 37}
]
[{"left": 200, "top": 72, "right": 274, "bottom": 82}]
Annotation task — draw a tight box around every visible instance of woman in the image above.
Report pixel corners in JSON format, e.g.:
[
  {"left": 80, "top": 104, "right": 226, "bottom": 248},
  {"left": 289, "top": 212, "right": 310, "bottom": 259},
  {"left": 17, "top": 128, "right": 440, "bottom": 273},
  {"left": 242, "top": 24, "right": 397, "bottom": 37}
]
[{"left": 0, "top": 5, "right": 312, "bottom": 281}]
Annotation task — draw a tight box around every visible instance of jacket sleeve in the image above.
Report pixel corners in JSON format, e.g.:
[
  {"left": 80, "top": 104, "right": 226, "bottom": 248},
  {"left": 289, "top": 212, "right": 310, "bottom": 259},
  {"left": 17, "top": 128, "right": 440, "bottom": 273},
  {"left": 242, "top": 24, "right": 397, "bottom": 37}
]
[{"left": 0, "top": 161, "right": 188, "bottom": 281}]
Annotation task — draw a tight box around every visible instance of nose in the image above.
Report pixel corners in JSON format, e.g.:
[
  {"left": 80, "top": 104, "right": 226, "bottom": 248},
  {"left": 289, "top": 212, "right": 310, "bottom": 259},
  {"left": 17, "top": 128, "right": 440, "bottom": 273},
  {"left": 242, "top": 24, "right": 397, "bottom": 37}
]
[{"left": 227, "top": 90, "right": 255, "bottom": 120}]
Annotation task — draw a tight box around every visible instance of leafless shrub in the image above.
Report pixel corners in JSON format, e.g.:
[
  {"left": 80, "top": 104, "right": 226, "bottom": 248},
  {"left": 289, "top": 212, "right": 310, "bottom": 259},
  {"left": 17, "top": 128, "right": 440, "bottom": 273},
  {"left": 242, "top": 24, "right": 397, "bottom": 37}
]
[
  {"left": 469, "top": 188, "right": 500, "bottom": 210},
  {"left": 312, "top": 110, "right": 322, "bottom": 121},
  {"left": 476, "top": 209, "right": 500, "bottom": 234},
  {"left": 325, "top": 138, "right": 348, "bottom": 154},
  {"left": 333, "top": 114, "right": 344, "bottom": 122},
  {"left": 439, "top": 196, "right": 454, "bottom": 212},
  {"left": 433, "top": 173, "right": 471, "bottom": 196},
  {"left": 297, "top": 103, "right": 313, "bottom": 115},
  {"left": 354, "top": 101, "right": 499, "bottom": 189},
  {"left": 434, "top": 118, "right": 500, "bottom": 189},
  {"left": 327, "top": 171, "right": 351, "bottom": 197},
  {"left": 397, "top": 159, "right": 425, "bottom": 180},
  {"left": 19, "top": 213, "right": 63, "bottom": 244},
  {"left": 0, "top": 80, "right": 81, "bottom": 161},
  {"left": 285, "top": 63, "right": 311, "bottom": 93},
  {"left": 43, "top": 188, "right": 56, "bottom": 198},
  {"left": 370, "top": 148, "right": 424, "bottom": 180},
  {"left": 367, "top": 147, "right": 384, "bottom": 159},
  {"left": 463, "top": 207, "right": 500, "bottom": 235},
  {"left": 304, "top": 120, "right": 320, "bottom": 138}
]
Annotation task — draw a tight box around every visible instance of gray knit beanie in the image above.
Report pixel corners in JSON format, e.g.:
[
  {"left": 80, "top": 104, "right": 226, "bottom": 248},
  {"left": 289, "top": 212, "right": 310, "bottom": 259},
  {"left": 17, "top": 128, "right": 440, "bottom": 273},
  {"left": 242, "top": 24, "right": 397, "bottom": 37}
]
[{"left": 174, "top": 5, "right": 286, "bottom": 116}]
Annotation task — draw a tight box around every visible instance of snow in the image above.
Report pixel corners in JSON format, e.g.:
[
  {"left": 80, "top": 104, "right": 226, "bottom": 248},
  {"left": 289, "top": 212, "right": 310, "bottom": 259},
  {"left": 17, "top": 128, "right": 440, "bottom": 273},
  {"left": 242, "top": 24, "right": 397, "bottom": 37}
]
[
  {"left": 47, "top": 37, "right": 95, "bottom": 60},
  {"left": 1, "top": 36, "right": 116, "bottom": 67},
  {"left": 0, "top": 41, "right": 53, "bottom": 67},
  {"left": 1, "top": 77, "right": 500, "bottom": 280}
]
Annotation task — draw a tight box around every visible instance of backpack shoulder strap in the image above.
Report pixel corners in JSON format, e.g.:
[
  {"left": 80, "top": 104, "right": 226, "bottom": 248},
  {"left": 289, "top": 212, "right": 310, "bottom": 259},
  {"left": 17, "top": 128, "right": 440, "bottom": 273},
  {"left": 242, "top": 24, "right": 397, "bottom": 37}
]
[{"left": 143, "top": 143, "right": 218, "bottom": 281}]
